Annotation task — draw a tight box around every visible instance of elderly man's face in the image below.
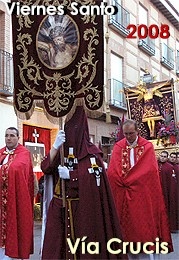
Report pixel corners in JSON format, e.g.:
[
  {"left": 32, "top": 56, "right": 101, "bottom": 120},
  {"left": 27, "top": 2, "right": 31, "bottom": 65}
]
[
  {"left": 123, "top": 124, "right": 138, "bottom": 143},
  {"left": 5, "top": 129, "right": 19, "bottom": 150}
]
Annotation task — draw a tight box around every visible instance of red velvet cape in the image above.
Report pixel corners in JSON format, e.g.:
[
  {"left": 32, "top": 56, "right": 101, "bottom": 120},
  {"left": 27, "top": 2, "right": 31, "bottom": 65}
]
[
  {"left": 158, "top": 161, "right": 179, "bottom": 231},
  {"left": 108, "top": 136, "right": 173, "bottom": 252},
  {"left": 0, "top": 144, "right": 34, "bottom": 258}
]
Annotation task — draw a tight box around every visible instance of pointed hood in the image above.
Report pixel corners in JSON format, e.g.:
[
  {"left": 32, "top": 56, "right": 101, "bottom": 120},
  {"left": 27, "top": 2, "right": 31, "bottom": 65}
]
[{"left": 64, "top": 106, "right": 101, "bottom": 160}]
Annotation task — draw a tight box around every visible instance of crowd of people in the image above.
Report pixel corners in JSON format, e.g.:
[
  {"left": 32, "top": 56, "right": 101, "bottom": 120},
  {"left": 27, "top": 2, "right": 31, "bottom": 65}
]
[
  {"left": 157, "top": 151, "right": 179, "bottom": 232},
  {"left": 0, "top": 114, "right": 178, "bottom": 260}
]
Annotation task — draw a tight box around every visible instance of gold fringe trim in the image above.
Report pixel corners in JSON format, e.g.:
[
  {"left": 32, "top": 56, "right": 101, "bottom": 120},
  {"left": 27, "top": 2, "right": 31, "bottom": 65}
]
[
  {"left": 14, "top": 98, "right": 105, "bottom": 124},
  {"left": 14, "top": 102, "right": 35, "bottom": 120}
]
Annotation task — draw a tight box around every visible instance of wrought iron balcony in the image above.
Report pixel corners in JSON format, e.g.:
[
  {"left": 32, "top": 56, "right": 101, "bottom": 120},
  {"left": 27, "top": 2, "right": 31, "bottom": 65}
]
[
  {"left": 176, "top": 50, "right": 179, "bottom": 76},
  {"left": 108, "top": 0, "right": 130, "bottom": 37},
  {"left": 0, "top": 49, "right": 14, "bottom": 97},
  {"left": 109, "top": 78, "right": 127, "bottom": 109},
  {"left": 161, "top": 43, "right": 174, "bottom": 70},
  {"left": 138, "top": 37, "right": 155, "bottom": 56}
]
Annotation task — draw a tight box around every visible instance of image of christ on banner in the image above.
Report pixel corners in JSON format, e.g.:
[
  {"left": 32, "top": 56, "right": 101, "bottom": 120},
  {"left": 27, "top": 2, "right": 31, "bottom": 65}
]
[{"left": 37, "top": 15, "right": 79, "bottom": 69}]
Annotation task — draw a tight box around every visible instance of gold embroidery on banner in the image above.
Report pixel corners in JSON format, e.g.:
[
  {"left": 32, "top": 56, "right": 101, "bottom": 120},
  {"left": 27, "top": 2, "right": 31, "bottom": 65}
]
[
  {"left": 15, "top": 0, "right": 101, "bottom": 116},
  {"left": 16, "top": 33, "right": 43, "bottom": 110},
  {"left": 75, "top": 27, "right": 100, "bottom": 108},
  {"left": 43, "top": 71, "right": 75, "bottom": 115}
]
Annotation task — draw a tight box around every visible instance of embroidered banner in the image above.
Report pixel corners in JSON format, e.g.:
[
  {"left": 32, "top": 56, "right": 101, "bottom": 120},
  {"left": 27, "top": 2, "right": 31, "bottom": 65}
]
[{"left": 12, "top": 0, "right": 104, "bottom": 119}]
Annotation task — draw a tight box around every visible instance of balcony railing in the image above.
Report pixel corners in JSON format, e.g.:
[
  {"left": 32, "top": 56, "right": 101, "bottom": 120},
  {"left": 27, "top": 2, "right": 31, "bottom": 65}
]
[
  {"left": 109, "top": 78, "right": 127, "bottom": 109},
  {"left": 138, "top": 37, "right": 155, "bottom": 56},
  {"left": 161, "top": 43, "right": 174, "bottom": 70},
  {"left": 176, "top": 50, "right": 179, "bottom": 76},
  {"left": 0, "top": 49, "right": 14, "bottom": 96},
  {"left": 108, "top": 0, "right": 130, "bottom": 37}
]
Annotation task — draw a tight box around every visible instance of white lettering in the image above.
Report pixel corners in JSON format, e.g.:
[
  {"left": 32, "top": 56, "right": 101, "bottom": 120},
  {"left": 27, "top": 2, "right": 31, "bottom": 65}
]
[
  {"left": 66, "top": 238, "right": 81, "bottom": 254},
  {"left": 98, "top": 2, "right": 106, "bottom": 14},
  {"left": 160, "top": 242, "right": 169, "bottom": 254},
  {"left": 107, "top": 238, "right": 122, "bottom": 254},
  {"left": 35, "top": 5, "right": 49, "bottom": 15},
  {"left": 80, "top": 5, "right": 90, "bottom": 15},
  {"left": 155, "top": 237, "right": 160, "bottom": 254},
  {"left": 5, "top": 2, "right": 116, "bottom": 16},
  {"left": 105, "top": 5, "right": 116, "bottom": 15},
  {"left": 57, "top": 5, "right": 65, "bottom": 15},
  {"left": 46, "top": 5, "right": 57, "bottom": 15},
  {"left": 16, "top": 2, "right": 20, "bottom": 16},
  {"left": 70, "top": 2, "right": 79, "bottom": 15},
  {"left": 86, "top": 242, "right": 100, "bottom": 254},
  {"left": 81, "top": 236, "right": 88, "bottom": 254},
  {"left": 30, "top": 5, "right": 37, "bottom": 15},
  {"left": 70, "top": 2, "right": 116, "bottom": 16},
  {"left": 20, "top": 5, "right": 30, "bottom": 16},
  {"left": 122, "top": 241, "right": 130, "bottom": 254},
  {"left": 143, "top": 242, "right": 154, "bottom": 254},
  {"left": 129, "top": 242, "right": 141, "bottom": 254},
  {"left": 5, "top": 2, "right": 16, "bottom": 15}
]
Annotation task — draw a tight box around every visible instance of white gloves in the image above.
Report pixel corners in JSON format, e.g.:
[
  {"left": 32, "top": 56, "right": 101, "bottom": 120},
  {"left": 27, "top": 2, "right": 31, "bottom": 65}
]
[
  {"left": 58, "top": 165, "right": 70, "bottom": 179},
  {"left": 53, "top": 130, "right": 66, "bottom": 150}
]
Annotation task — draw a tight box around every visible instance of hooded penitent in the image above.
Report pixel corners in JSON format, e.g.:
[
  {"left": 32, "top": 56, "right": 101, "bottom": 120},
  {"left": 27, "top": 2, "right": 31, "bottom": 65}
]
[{"left": 41, "top": 106, "right": 127, "bottom": 259}]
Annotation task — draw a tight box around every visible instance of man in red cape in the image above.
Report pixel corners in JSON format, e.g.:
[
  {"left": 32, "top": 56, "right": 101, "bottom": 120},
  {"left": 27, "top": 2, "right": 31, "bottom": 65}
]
[
  {"left": 167, "top": 152, "right": 179, "bottom": 231},
  {"left": 108, "top": 120, "right": 173, "bottom": 258},
  {"left": 41, "top": 106, "right": 127, "bottom": 260},
  {"left": 158, "top": 151, "right": 179, "bottom": 232},
  {"left": 0, "top": 127, "right": 34, "bottom": 259}
]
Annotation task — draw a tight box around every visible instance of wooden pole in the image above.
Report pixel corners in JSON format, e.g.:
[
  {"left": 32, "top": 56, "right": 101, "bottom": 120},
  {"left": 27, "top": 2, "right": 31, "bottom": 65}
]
[{"left": 59, "top": 117, "right": 66, "bottom": 208}]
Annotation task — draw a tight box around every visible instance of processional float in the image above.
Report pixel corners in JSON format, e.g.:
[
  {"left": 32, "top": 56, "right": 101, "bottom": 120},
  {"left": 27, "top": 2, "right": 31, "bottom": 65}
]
[{"left": 124, "top": 72, "right": 179, "bottom": 155}]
